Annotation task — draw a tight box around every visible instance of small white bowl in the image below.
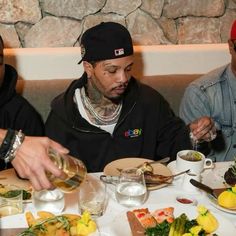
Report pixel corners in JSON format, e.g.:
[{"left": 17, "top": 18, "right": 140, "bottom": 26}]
[{"left": 176, "top": 195, "right": 197, "bottom": 206}]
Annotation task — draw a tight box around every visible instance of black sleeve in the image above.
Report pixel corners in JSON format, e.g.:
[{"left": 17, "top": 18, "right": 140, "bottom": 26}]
[
  {"left": 8, "top": 96, "right": 45, "bottom": 136},
  {"left": 45, "top": 111, "right": 67, "bottom": 146},
  {"left": 155, "top": 97, "right": 192, "bottom": 161}
]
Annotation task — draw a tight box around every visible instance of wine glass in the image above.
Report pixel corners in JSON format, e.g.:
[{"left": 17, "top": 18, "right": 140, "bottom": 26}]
[{"left": 115, "top": 168, "right": 147, "bottom": 207}]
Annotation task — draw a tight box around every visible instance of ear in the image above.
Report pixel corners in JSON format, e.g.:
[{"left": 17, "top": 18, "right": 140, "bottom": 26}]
[
  {"left": 83, "top": 61, "right": 94, "bottom": 78},
  {"left": 228, "top": 39, "right": 235, "bottom": 55}
]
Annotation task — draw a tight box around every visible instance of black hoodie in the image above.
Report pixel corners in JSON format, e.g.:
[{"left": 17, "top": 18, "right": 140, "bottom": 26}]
[
  {"left": 45, "top": 73, "right": 191, "bottom": 172},
  {"left": 0, "top": 65, "right": 44, "bottom": 169}
]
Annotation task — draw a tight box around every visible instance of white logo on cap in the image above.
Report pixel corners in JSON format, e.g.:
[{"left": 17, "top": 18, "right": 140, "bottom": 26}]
[{"left": 114, "top": 48, "right": 124, "bottom": 56}]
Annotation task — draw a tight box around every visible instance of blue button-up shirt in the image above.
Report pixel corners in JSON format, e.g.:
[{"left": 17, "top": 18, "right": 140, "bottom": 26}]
[{"left": 180, "top": 64, "right": 236, "bottom": 162}]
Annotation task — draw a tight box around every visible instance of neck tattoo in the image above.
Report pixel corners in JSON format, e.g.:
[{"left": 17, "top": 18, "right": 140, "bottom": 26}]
[{"left": 80, "top": 87, "right": 122, "bottom": 125}]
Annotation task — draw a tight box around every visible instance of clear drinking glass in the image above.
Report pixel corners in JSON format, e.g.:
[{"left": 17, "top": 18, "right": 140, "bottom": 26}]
[
  {"left": 115, "top": 168, "right": 147, "bottom": 207},
  {"left": 78, "top": 175, "right": 107, "bottom": 218},
  {"left": 0, "top": 185, "right": 23, "bottom": 217},
  {"left": 47, "top": 148, "right": 87, "bottom": 193},
  {"left": 32, "top": 148, "right": 87, "bottom": 213},
  {"left": 32, "top": 188, "right": 65, "bottom": 213}
]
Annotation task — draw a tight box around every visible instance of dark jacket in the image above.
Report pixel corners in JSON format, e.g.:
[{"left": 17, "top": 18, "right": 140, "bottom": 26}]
[
  {"left": 0, "top": 65, "right": 44, "bottom": 169},
  {"left": 45, "top": 73, "right": 191, "bottom": 172}
]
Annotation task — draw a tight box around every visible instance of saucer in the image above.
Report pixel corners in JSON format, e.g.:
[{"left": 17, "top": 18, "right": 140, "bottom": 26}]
[
  {"left": 167, "top": 161, "right": 183, "bottom": 183},
  {"left": 167, "top": 160, "right": 177, "bottom": 174},
  {"left": 167, "top": 161, "right": 201, "bottom": 193}
]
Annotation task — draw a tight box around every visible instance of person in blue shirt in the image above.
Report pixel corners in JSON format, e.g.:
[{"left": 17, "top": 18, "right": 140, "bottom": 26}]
[{"left": 180, "top": 20, "right": 236, "bottom": 162}]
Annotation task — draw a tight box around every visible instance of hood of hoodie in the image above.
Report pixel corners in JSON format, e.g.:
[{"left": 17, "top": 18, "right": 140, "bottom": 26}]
[{"left": 0, "top": 64, "right": 18, "bottom": 107}]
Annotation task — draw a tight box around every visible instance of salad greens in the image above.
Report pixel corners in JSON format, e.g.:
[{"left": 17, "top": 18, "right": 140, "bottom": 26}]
[
  {"left": 145, "top": 214, "right": 218, "bottom": 236},
  {"left": 145, "top": 220, "right": 170, "bottom": 236},
  {"left": 0, "top": 189, "right": 31, "bottom": 200}
]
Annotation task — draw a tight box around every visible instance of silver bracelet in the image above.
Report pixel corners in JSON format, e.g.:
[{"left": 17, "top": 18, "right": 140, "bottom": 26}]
[{"left": 4, "top": 130, "right": 25, "bottom": 163}]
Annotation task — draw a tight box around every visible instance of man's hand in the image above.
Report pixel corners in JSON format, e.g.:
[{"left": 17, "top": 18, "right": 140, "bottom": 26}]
[
  {"left": 189, "top": 116, "right": 216, "bottom": 142},
  {"left": 11, "top": 136, "right": 68, "bottom": 191}
]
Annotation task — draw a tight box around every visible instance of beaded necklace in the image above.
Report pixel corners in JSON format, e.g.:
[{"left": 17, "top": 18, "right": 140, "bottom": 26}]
[{"left": 80, "top": 87, "right": 122, "bottom": 125}]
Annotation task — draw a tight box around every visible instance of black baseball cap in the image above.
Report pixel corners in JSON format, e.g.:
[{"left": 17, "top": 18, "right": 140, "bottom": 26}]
[{"left": 78, "top": 22, "right": 133, "bottom": 64}]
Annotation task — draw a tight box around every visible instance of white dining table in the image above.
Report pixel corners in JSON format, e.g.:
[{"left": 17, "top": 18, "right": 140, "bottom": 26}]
[{"left": 1, "top": 161, "right": 236, "bottom": 235}]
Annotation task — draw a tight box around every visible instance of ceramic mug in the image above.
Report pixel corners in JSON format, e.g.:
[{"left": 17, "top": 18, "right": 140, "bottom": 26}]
[{"left": 176, "top": 150, "right": 214, "bottom": 175}]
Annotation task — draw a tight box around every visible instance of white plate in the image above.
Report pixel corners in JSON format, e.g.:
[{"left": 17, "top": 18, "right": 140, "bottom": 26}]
[
  {"left": 167, "top": 160, "right": 229, "bottom": 187},
  {"left": 0, "top": 168, "right": 31, "bottom": 189},
  {"left": 103, "top": 158, "right": 172, "bottom": 191},
  {"left": 0, "top": 212, "right": 100, "bottom": 236},
  {"left": 202, "top": 161, "right": 233, "bottom": 189},
  {"left": 109, "top": 203, "right": 235, "bottom": 236},
  {"left": 0, "top": 213, "right": 27, "bottom": 228},
  {"left": 207, "top": 194, "right": 236, "bottom": 215},
  {"left": 0, "top": 168, "right": 32, "bottom": 203}
]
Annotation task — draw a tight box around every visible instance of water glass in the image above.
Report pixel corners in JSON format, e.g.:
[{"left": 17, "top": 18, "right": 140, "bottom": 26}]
[
  {"left": 32, "top": 188, "right": 65, "bottom": 213},
  {"left": 78, "top": 175, "right": 107, "bottom": 218},
  {"left": 115, "top": 168, "right": 147, "bottom": 207},
  {"left": 0, "top": 185, "right": 23, "bottom": 217}
]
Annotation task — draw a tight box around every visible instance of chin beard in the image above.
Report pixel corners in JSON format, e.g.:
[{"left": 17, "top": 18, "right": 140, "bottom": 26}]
[{"left": 107, "top": 95, "right": 123, "bottom": 104}]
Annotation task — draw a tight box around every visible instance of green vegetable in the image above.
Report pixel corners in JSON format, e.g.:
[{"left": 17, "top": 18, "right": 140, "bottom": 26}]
[
  {"left": 145, "top": 212, "right": 218, "bottom": 236},
  {"left": 169, "top": 213, "right": 187, "bottom": 236},
  {"left": 145, "top": 220, "right": 170, "bottom": 236},
  {"left": 184, "top": 219, "right": 198, "bottom": 233},
  {"left": 0, "top": 190, "right": 22, "bottom": 198},
  {"left": 22, "top": 190, "right": 32, "bottom": 200},
  {"left": 17, "top": 215, "right": 70, "bottom": 236},
  {"left": 177, "top": 214, "right": 187, "bottom": 236},
  {"left": 168, "top": 219, "right": 176, "bottom": 236},
  {"left": 0, "top": 189, "right": 31, "bottom": 200}
]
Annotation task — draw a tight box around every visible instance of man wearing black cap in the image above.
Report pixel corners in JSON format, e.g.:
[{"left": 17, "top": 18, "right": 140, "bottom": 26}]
[{"left": 45, "top": 22, "right": 213, "bottom": 172}]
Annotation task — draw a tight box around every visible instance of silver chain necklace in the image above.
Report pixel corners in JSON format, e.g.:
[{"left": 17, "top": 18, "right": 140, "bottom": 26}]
[{"left": 80, "top": 87, "right": 122, "bottom": 125}]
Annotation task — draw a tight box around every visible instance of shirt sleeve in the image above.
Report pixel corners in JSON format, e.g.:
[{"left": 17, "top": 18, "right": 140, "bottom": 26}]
[{"left": 179, "top": 84, "right": 212, "bottom": 125}]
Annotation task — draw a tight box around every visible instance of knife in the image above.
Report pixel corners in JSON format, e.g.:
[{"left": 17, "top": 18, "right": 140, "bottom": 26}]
[
  {"left": 0, "top": 228, "right": 27, "bottom": 236},
  {"left": 190, "top": 179, "right": 228, "bottom": 199}
]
